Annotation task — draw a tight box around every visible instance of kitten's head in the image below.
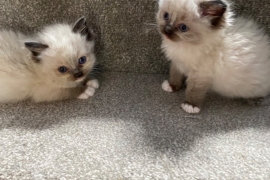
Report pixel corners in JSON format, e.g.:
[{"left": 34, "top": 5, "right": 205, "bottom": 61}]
[
  {"left": 25, "top": 17, "right": 96, "bottom": 87},
  {"left": 157, "top": 0, "right": 232, "bottom": 43}
]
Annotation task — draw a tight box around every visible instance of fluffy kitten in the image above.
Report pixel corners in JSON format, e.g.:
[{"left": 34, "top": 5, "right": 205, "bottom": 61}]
[
  {"left": 0, "top": 17, "right": 99, "bottom": 103},
  {"left": 157, "top": 0, "right": 270, "bottom": 113}
]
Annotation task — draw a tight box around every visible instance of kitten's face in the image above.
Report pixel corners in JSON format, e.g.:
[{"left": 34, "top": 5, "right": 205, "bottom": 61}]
[
  {"left": 25, "top": 17, "right": 96, "bottom": 86},
  {"left": 157, "top": 0, "right": 228, "bottom": 43},
  {"left": 41, "top": 43, "right": 95, "bottom": 84}
]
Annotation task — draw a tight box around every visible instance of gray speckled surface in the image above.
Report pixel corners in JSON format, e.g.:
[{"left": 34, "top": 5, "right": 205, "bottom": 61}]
[
  {"left": 0, "top": 1, "right": 270, "bottom": 179},
  {"left": 0, "top": 72, "right": 270, "bottom": 179},
  {"left": 0, "top": 0, "right": 269, "bottom": 73}
]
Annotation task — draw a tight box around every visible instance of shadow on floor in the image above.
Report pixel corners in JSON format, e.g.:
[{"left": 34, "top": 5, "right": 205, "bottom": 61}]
[{"left": 0, "top": 72, "right": 269, "bottom": 155}]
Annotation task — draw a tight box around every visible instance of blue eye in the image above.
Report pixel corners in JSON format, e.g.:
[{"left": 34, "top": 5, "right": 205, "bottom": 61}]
[
  {"left": 179, "top": 24, "right": 189, "bottom": 32},
  {"left": 79, "top": 56, "right": 87, "bottom": 64},
  {"left": 58, "top": 66, "right": 68, "bottom": 73},
  {"left": 164, "top": 12, "right": 169, "bottom": 20}
]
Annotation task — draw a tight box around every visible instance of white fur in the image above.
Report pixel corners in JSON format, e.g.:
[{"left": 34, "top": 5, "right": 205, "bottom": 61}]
[
  {"left": 0, "top": 21, "right": 96, "bottom": 103},
  {"left": 78, "top": 93, "right": 90, "bottom": 100},
  {"left": 78, "top": 87, "right": 95, "bottom": 99},
  {"left": 87, "top": 79, "right": 99, "bottom": 89},
  {"left": 181, "top": 103, "right": 201, "bottom": 113},
  {"left": 162, "top": 80, "right": 173, "bottom": 92},
  {"left": 78, "top": 79, "right": 100, "bottom": 99},
  {"left": 159, "top": 0, "right": 270, "bottom": 99}
]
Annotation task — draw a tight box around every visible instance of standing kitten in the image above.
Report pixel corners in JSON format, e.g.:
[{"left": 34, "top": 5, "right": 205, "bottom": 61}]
[
  {"left": 157, "top": 0, "right": 270, "bottom": 113},
  {"left": 0, "top": 17, "right": 99, "bottom": 103}
]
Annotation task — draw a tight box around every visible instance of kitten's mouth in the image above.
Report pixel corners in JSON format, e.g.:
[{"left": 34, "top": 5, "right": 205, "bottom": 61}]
[
  {"left": 163, "top": 34, "right": 180, "bottom": 42},
  {"left": 164, "top": 34, "right": 172, "bottom": 40},
  {"left": 73, "top": 70, "right": 85, "bottom": 82},
  {"left": 75, "top": 76, "right": 85, "bottom": 82}
]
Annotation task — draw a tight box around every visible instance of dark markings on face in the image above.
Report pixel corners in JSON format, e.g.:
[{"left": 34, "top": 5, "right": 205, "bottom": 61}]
[
  {"left": 31, "top": 56, "right": 42, "bottom": 63},
  {"left": 73, "top": 69, "right": 84, "bottom": 79},
  {"left": 70, "top": 55, "right": 92, "bottom": 81},
  {"left": 160, "top": 24, "right": 181, "bottom": 42}
]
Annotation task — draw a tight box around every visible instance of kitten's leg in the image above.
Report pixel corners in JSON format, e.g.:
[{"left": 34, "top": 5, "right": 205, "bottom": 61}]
[
  {"left": 181, "top": 76, "right": 211, "bottom": 114},
  {"left": 32, "top": 79, "right": 99, "bottom": 102},
  {"left": 59, "top": 79, "right": 99, "bottom": 100},
  {"left": 78, "top": 79, "right": 99, "bottom": 99},
  {"left": 162, "top": 62, "right": 185, "bottom": 92}
]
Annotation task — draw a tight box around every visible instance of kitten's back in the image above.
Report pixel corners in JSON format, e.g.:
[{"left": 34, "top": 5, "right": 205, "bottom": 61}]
[
  {"left": 226, "top": 17, "right": 270, "bottom": 61},
  {"left": 0, "top": 30, "right": 30, "bottom": 71},
  {"left": 213, "top": 17, "right": 270, "bottom": 98},
  {"left": 0, "top": 30, "right": 36, "bottom": 102}
]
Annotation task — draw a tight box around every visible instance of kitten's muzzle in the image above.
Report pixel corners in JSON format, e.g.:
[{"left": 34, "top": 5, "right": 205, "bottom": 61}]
[
  {"left": 164, "top": 25, "right": 173, "bottom": 36},
  {"left": 74, "top": 71, "right": 84, "bottom": 79}
]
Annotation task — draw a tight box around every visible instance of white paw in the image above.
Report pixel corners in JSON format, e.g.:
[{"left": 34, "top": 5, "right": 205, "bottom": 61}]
[
  {"left": 78, "top": 93, "right": 89, "bottom": 100},
  {"left": 181, "top": 103, "right": 201, "bottom": 114},
  {"left": 86, "top": 79, "right": 99, "bottom": 89},
  {"left": 162, "top": 80, "right": 173, "bottom": 92},
  {"left": 78, "top": 79, "right": 99, "bottom": 100}
]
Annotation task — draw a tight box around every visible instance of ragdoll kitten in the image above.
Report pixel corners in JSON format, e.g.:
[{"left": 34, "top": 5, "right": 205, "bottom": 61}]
[
  {"left": 0, "top": 17, "right": 99, "bottom": 103},
  {"left": 157, "top": 0, "right": 270, "bottom": 113}
]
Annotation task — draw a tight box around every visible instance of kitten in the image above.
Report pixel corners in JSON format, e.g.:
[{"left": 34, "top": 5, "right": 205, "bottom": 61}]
[
  {"left": 157, "top": 0, "right": 270, "bottom": 113},
  {"left": 0, "top": 17, "right": 99, "bottom": 103}
]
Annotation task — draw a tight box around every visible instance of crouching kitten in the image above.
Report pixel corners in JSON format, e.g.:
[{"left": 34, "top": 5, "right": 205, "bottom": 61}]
[
  {"left": 157, "top": 0, "right": 270, "bottom": 113},
  {"left": 0, "top": 17, "right": 99, "bottom": 103}
]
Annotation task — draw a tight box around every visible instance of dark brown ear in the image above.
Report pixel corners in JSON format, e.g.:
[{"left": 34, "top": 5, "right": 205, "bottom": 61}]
[
  {"left": 25, "top": 42, "right": 48, "bottom": 56},
  {"left": 72, "top": 16, "right": 94, "bottom": 41},
  {"left": 200, "top": 0, "right": 227, "bottom": 28}
]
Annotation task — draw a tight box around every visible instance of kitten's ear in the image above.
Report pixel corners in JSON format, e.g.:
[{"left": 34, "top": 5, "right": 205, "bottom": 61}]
[
  {"left": 199, "top": 0, "right": 227, "bottom": 28},
  {"left": 72, "top": 16, "right": 94, "bottom": 41},
  {"left": 200, "top": 0, "right": 227, "bottom": 17},
  {"left": 25, "top": 42, "right": 48, "bottom": 56}
]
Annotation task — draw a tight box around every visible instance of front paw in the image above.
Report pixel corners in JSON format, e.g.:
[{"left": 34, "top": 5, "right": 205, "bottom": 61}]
[
  {"left": 86, "top": 79, "right": 99, "bottom": 89},
  {"left": 162, "top": 80, "right": 173, "bottom": 92},
  {"left": 181, "top": 102, "right": 201, "bottom": 114},
  {"left": 78, "top": 79, "right": 99, "bottom": 99},
  {"left": 162, "top": 80, "right": 181, "bottom": 92}
]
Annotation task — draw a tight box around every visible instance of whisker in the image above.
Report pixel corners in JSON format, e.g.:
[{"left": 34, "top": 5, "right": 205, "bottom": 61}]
[
  {"left": 144, "top": 22, "right": 158, "bottom": 27},
  {"left": 142, "top": 22, "right": 159, "bottom": 35},
  {"left": 87, "top": 63, "right": 103, "bottom": 78}
]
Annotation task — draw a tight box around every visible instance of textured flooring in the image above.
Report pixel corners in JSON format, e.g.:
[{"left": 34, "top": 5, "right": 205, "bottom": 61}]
[{"left": 0, "top": 72, "right": 270, "bottom": 179}]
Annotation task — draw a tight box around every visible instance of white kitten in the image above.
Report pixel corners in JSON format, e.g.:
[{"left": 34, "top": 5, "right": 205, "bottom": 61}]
[
  {"left": 157, "top": 0, "right": 270, "bottom": 113},
  {"left": 0, "top": 17, "right": 99, "bottom": 103}
]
